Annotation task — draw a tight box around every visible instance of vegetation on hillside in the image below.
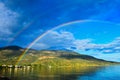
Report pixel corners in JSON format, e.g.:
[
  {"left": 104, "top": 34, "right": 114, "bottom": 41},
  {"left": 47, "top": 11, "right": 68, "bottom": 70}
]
[{"left": 0, "top": 46, "right": 119, "bottom": 67}]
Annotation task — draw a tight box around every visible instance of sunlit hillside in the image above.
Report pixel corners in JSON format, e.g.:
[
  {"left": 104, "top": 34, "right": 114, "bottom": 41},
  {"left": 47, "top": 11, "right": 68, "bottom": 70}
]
[{"left": 0, "top": 46, "right": 119, "bottom": 67}]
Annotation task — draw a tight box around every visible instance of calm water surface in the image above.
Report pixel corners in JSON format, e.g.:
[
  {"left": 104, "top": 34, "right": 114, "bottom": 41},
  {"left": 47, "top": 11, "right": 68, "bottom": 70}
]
[{"left": 0, "top": 66, "right": 120, "bottom": 80}]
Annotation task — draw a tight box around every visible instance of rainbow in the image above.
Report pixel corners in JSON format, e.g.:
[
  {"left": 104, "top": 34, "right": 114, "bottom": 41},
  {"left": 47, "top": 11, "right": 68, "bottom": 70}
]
[
  {"left": 7, "top": 20, "right": 35, "bottom": 46},
  {"left": 16, "top": 20, "right": 115, "bottom": 65},
  {"left": 7, "top": 2, "right": 77, "bottom": 46}
]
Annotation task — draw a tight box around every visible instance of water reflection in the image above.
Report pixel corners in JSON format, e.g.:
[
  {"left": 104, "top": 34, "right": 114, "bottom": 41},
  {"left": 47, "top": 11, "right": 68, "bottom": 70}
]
[
  {"left": 0, "top": 66, "right": 100, "bottom": 80},
  {"left": 79, "top": 66, "right": 120, "bottom": 80},
  {"left": 0, "top": 66, "right": 120, "bottom": 80}
]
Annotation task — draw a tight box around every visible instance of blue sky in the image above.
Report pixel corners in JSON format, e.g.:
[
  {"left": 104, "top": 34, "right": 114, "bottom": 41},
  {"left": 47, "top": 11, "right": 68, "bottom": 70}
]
[
  {"left": 1, "top": 0, "right": 120, "bottom": 61},
  {"left": 0, "top": 0, "right": 120, "bottom": 47},
  {"left": 32, "top": 21, "right": 120, "bottom": 61},
  {"left": 55, "top": 21, "right": 120, "bottom": 44}
]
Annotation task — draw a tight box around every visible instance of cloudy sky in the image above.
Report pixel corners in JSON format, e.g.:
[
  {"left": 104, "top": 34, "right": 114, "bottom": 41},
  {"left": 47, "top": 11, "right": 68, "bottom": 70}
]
[
  {"left": 1, "top": 0, "right": 120, "bottom": 61},
  {"left": 32, "top": 21, "right": 120, "bottom": 62}
]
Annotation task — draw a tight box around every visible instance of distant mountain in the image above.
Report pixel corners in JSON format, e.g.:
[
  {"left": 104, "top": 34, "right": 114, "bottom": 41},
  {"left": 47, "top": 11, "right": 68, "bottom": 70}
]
[
  {"left": 0, "top": 45, "right": 118, "bottom": 66},
  {"left": 47, "top": 46, "right": 70, "bottom": 51},
  {"left": 0, "top": 45, "right": 23, "bottom": 50}
]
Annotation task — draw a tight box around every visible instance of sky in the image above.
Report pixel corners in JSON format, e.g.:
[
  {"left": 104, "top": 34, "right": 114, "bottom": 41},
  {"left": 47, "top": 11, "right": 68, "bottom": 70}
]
[
  {"left": 1, "top": 0, "right": 120, "bottom": 61},
  {"left": 32, "top": 21, "right": 120, "bottom": 62}
]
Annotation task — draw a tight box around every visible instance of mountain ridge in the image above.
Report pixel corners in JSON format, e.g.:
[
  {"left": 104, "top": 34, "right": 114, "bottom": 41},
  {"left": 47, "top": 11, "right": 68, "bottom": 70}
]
[
  {"left": 0, "top": 45, "right": 23, "bottom": 50},
  {"left": 0, "top": 45, "right": 119, "bottom": 66}
]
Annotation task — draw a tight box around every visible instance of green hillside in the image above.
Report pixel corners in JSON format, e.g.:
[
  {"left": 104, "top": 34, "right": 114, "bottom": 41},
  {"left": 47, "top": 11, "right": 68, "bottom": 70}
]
[{"left": 0, "top": 46, "right": 119, "bottom": 67}]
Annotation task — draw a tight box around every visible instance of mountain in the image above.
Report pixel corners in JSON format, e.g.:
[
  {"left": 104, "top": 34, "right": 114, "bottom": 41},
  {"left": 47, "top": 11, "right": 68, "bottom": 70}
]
[
  {"left": 47, "top": 46, "right": 71, "bottom": 51},
  {"left": 0, "top": 45, "right": 118, "bottom": 66},
  {"left": 31, "top": 50, "right": 117, "bottom": 66},
  {"left": 0, "top": 45, "right": 23, "bottom": 50}
]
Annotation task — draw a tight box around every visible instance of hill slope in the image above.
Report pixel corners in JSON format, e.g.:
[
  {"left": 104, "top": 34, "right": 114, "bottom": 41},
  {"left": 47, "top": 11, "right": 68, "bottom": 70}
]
[{"left": 0, "top": 46, "right": 118, "bottom": 66}]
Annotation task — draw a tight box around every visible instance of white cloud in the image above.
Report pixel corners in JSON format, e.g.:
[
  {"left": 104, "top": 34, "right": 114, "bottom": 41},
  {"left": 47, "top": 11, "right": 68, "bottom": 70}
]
[
  {"left": 0, "top": 37, "right": 13, "bottom": 41},
  {"left": 73, "top": 39, "right": 96, "bottom": 50},
  {"left": 32, "top": 31, "right": 75, "bottom": 49},
  {"left": 31, "top": 30, "right": 120, "bottom": 61},
  {"left": 92, "top": 52, "right": 120, "bottom": 62},
  {"left": 33, "top": 43, "right": 49, "bottom": 50},
  {"left": 0, "top": 2, "right": 19, "bottom": 40},
  {"left": 72, "top": 37, "right": 120, "bottom": 54},
  {"left": 114, "top": 47, "right": 120, "bottom": 49},
  {"left": 74, "top": 50, "right": 120, "bottom": 62},
  {"left": 32, "top": 30, "right": 120, "bottom": 53}
]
